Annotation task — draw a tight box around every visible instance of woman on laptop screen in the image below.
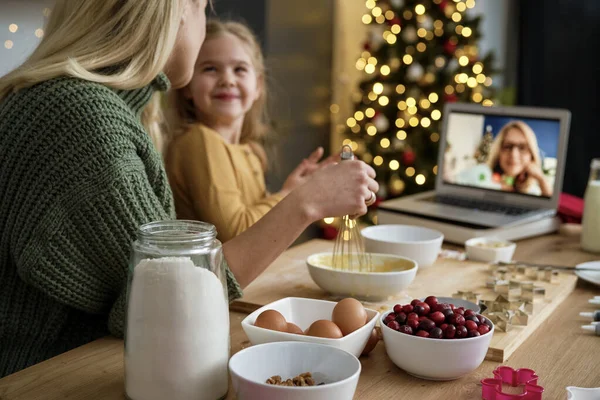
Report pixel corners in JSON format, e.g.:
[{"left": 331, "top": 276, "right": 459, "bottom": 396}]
[{"left": 487, "top": 121, "right": 552, "bottom": 197}]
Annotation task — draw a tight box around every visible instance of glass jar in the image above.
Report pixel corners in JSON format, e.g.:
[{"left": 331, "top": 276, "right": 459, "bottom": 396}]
[
  {"left": 581, "top": 159, "right": 600, "bottom": 253},
  {"left": 124, "top": 220, "right": 230, "bottom": 400}
]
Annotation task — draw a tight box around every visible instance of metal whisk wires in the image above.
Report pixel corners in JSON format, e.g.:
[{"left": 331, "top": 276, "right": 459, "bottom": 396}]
[{"left": 331, "top": 145, "right": 372, "bottom": 272}]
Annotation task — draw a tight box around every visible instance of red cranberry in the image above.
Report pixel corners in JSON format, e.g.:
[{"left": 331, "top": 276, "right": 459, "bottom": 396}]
[
  {"left": 453, "top": 308, "right": 465, "bottom": 316},
  {"left": 398, "top": 325, "right": 413, "bottom": 335},
  {"left": 418, "top": 318, "right": 436, "bottom": 332},
  {"left": 449, "top": 314, "right": 465, "bottom": 326},
  {"left": 467, "top": 330, "right": 481, "bottom": 338},
  {"left": 440, "top": 323, "right": 448, "bottom": 331},
  {"left": 464, "top": 309, "right": 476, "bottom": 317},
  {"left": 456, "top": 325, "right": 468, "bottom": 338},
  {"left": 449, "top": 304, "right": 456, "bottom": 310},
  {"left": 407, "top": 318, "right": 419, "bottom": 330},
  {"left": 418, "top": 315, "right": 428, "bottom": 322},
  {"left": 424, "top": 296, "right": 438, "bottom": 307},
  {"left": 477, "top": 315, "right": 487, "bottom": 325},
  {"left": 444, "top": 324, "right": 456, "bottom": 339},
  {"left": 413, "top": 304, "right": 426, "bottom": 316},
  {"left": 402, "top": 304, "right": 414, "bottom": 313},
  {"left": 393, "top": 304, "right": 403, "bottom": 314},
  {"left": 407, "top": 312, "right": 419, "bottom": 321},
  {"left": 384, "top": 313, "right": 396, "bottom": 324},
  {"left": 478, "top": 324, "right": 490, "bottom": 335},
  {"left": 387, "top": 320, "right": 400, "bottom": 330},
  {"left": 429, "top": 327, "right": 443, "bottom": 338},
  {"left": 442, "top": 309, "right": 454, "bottom": 319},
  {"left": 411, "top": 299, "right": 421, "bottom": 307},
  {"left": 419, "top": 302, "right": 431, "bottom": 315},
  {"left": 465, "top": 315, "right": 479, "bottom": 324},
  {"left": 465, "top": 320, "right": 478, "bottom": 331},
  {"left": 395, "top": 312, "right": 407, "bottom": 324},
  {"left": 415, "top": 330, "right": 430, "bottom": 338},
  {"left": 430, "top": 311, "right": 445, "bottom": 325}
]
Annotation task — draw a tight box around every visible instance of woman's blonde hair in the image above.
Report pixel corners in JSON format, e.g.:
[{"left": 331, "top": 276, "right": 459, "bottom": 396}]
[
  {"left": 166, "top": 19, "right": 271, "bottom": 169},
  {"left": 0, "top": 0, "right": 190, "bottom": 150},
  {"left": 487, "top": 120, "right": 542, "bottom": 190}
]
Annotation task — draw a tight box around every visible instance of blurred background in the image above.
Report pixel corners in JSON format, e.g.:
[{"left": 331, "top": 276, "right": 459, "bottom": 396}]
[{"left": 2, "top": 0, "right": 598, "bottom": 242}]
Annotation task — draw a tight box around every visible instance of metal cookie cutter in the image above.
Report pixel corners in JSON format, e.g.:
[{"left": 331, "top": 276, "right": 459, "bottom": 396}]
[{"left": 481, "top": 366, "right": 544, "bottom": 400}]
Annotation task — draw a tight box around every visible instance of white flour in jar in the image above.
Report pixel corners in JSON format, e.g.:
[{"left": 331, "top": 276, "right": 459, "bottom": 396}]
[{"left": 125, "top": 257, "right": 230, "bottom": 400}]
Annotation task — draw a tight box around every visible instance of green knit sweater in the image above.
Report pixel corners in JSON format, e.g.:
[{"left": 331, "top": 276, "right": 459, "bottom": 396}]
[{"left": 0, "top": 74, "right": 242, "bottom": 378}]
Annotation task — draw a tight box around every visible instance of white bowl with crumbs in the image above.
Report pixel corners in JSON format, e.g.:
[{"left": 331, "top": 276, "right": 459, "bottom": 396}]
[{"left": 229, "top": 341, "right": 360, "bottom": 400}]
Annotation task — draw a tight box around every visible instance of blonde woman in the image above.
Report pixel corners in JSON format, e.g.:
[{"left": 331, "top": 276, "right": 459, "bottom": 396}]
[
  {"left": 487, "top": 120, "right": 551, "bottom": 196},
  {"left": 165, "top": 20, "right": 334, "bottom": 242},
  {"left": 0, "top": 0, "right": 378, "bottom": 377}
]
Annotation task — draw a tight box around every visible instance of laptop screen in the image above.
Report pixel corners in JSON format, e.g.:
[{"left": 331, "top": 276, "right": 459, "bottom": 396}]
[{"left": 442, "top": 112, "right": 562, "bottom": 199}]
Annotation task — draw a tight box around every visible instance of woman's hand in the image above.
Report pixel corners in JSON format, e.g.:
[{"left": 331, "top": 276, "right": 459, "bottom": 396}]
[
  {"left": 278, "top": 147, "right": 339, "bottom": 197},
  {"left": 291, "top": 159, "right": 378, "bottom": 221},
  {"left": 223, "top": 159, "right": 377, "bottom": 289}
]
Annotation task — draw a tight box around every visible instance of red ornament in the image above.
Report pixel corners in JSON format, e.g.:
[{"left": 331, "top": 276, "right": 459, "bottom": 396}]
[
  {"left": 445, "top": 93, "right": 458, "bottom": 103},
  {"left": 322, "top": 225, "right": 338, "bottom": 241},
  {"left": 402, "top": 150, "right": 416, "bottom": 166},
  {"left": 439, "top": 0, "right": 448, "bottom": 11},
  {"left": 388, "top": 17, "right": 402, "bottom": 26},
  {"left": 444, "top": 93, "right": 458, "bottom": 103},
  {"left": 443, "top": 40, "right": 457, "bottom": 55}
]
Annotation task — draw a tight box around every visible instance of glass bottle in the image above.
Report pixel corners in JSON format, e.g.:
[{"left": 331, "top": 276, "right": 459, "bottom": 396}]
[
  {"left": 125, "top": 220, "right": 230, "bottom": 400},
  {"left": 581, "top": 159, "right": 600, "bottom": 253}
]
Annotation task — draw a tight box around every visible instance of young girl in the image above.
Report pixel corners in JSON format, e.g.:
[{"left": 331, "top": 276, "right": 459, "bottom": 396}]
[{"left": 165, "top": 20, "right": 333, "bottom": 242}]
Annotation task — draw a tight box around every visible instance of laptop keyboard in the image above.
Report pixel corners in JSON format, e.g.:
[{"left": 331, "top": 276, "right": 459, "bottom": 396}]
[{"left": 431, "top": 195, "right": 533, "bottom": 216}]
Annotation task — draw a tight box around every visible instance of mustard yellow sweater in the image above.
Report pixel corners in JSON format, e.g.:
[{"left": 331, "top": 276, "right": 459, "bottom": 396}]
[{"left": 166, "top": 124, "right": 282, "bottom": 242}]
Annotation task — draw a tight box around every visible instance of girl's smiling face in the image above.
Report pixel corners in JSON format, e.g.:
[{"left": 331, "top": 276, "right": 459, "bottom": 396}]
[{"left": 184, "top": 32, "right": 262, "bottom": 130}]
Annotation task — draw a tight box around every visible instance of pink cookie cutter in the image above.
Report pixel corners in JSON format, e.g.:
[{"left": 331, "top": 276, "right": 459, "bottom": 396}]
[{"left": 481, "top": 366, "right": 545, "bottom": 400}]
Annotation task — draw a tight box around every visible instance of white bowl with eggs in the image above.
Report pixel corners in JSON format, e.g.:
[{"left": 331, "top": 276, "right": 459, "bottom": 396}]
[
  {"left": 465, "top": 237, "right": 516, "bottom": 263},
  {"left": 380, "top": 310, "right": 494, "bottom": 380},
  {"left": 306, "top": 252, "right": 418, "bottom": 301},
  {"left": 229, "top": 341, "right": 361, "bottom": 400},
  {"left": 361, "top": 224, "right": 444, "bottom": 268},
  {"left": 241, "top": 297, "right": 380, "bottom": 358}
]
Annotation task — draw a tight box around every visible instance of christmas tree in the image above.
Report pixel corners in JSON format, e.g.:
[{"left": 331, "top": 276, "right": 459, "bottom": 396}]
[
  {"left": 341, "top": 0, "right": 497, "bottom": 224},
  {"left": 474, "top": 125, "right": 493, "bottom": 163}
]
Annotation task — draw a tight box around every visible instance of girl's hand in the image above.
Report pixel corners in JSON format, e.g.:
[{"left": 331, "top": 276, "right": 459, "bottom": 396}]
[
  {"left": 292, "top": 160, "right": 379, "bottom": 221},
  {"left": 278, "top": 147, "right": 338, "bottom": 197}
]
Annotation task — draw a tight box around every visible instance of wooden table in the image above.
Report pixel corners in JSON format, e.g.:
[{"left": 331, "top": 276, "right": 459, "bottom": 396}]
[{"left": 1, "top": 232, "right": 600, "bottom": 400}]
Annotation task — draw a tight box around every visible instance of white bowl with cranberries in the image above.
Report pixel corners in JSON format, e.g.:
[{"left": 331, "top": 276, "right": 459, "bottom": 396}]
[{"left": 380, "top": 296, "right": 494, "bottom": 381}]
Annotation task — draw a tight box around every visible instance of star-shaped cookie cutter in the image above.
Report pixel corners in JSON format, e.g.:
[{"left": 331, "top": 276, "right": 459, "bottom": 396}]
[{"left": 481, "top": 366, "right": 544, "bottom": 400}]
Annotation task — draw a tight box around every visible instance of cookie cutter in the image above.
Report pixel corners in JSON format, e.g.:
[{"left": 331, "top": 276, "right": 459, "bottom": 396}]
[{"left": 481, "top": 366, "right": 544, "bottom": 400}]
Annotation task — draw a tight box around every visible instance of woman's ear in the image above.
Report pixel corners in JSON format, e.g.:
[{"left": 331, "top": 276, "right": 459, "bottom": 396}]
[{"left": 254, "top": 74, "right": 264, "bottom": 102}]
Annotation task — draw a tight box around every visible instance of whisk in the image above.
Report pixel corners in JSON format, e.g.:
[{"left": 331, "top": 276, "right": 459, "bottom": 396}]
[{"left": 331, "top": 145, "right": 373, "bottom": 272}]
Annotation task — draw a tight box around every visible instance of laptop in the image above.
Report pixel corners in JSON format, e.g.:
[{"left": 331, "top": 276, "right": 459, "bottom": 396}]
[{"left": 378, "top": 102, "right": 571, "bottom": 228}]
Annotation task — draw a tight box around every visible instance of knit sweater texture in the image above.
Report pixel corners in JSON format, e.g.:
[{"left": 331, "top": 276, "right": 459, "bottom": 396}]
[{"left": 0, "top": 74, "right": 242, "bottom": 378}]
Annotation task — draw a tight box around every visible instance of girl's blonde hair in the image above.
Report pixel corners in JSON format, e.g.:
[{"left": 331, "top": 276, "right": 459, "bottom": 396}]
[
  {"left": 166, "top": 19, "right": 271, "bottom": 169},
  {"left": 0, "top": 0, "right": 190, "bottom": 150},
  {"left": 487, "top": 120, "right": 542, "bottom": 190}
]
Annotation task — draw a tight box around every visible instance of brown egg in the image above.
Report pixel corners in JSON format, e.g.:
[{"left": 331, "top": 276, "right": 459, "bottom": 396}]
[
  {"left": 332, "top": 298, "right": 368, "bottom": 336},
  {"left": 254, "top": 310, "right": 287, "bottom": 332},
  {"left": 360, "top": 328, "right": 380, "bottom": 356},
  {"left": 286, "top": 322, "right": 304, "bottom": 335},
  {"left": 305, "top": 320, "right": 343, "bottom": 339}
]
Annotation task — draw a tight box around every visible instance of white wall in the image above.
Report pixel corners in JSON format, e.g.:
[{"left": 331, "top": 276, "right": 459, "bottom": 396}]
[{"left": 0, "top": 0, "right": 54, "bottom": 77}]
